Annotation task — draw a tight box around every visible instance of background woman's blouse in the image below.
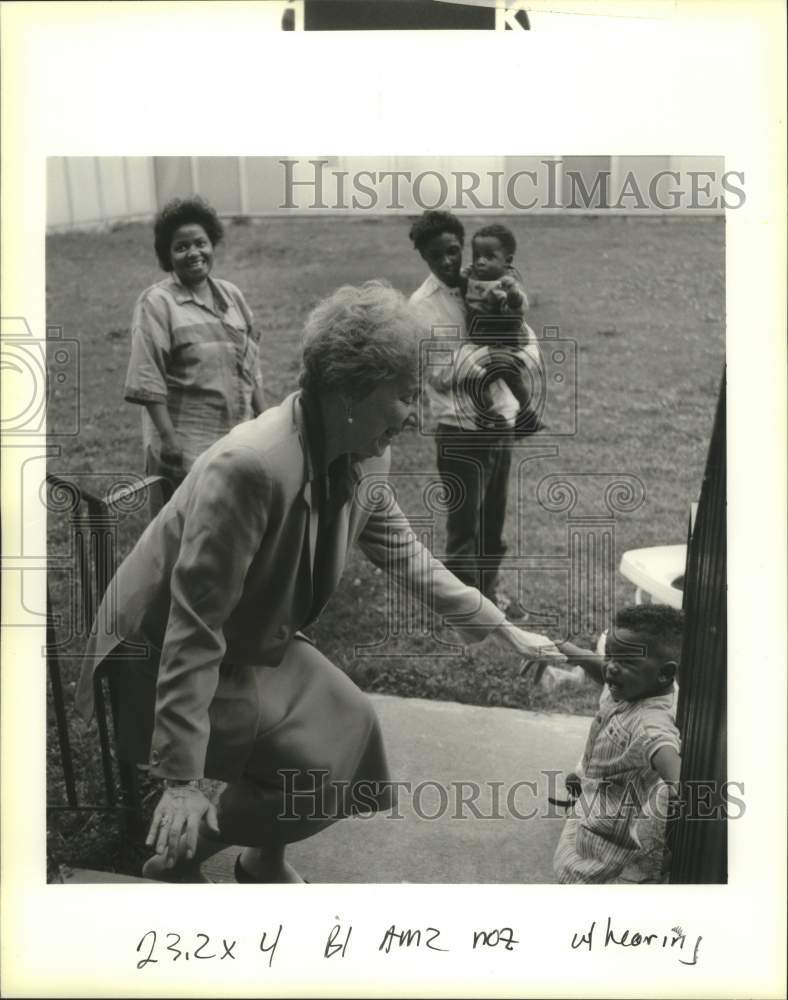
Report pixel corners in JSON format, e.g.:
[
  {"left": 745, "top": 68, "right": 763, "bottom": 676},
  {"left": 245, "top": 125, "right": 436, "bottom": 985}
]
[{"left": 124, "top": 274, "right": 262, "bottom": 467}]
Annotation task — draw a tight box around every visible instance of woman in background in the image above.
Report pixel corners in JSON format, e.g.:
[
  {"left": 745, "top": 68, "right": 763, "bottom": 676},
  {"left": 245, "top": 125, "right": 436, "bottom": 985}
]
[{"left": 124, "top": 196, "right": 264, "bottom": 511}]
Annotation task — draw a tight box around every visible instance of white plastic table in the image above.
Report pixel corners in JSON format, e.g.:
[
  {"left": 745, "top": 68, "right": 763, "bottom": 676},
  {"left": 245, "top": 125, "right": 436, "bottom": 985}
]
[{"left": 619, "top": 544, "right": 686, "bottom": 610}]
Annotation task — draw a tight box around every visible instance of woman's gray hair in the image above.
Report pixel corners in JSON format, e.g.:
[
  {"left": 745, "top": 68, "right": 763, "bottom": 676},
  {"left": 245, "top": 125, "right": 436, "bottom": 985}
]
[{"left": 300, "top": 280, "right": 426, "bottom": 400}]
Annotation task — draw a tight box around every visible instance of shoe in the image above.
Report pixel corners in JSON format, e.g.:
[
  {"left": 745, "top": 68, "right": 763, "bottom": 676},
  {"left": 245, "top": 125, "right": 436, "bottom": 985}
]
[
  {"left": 234, "top": 854, "right": 257, "bottom": 883},
  {"left": 492, "top": 587, "right": 528, "bottom": 623},
  {"left": 142, "top": 854, "right": 212, "bottom": 883},
  {"left": 234, "top": 854, "right": 310, "bottom": 884},
  {"left": 504, "top": 598, "right": 528, "bottom": 622}
]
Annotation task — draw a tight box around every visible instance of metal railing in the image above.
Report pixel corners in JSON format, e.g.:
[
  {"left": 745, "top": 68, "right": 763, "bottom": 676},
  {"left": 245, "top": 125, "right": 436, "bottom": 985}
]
[
  {"left": 669, "top": 375, "right": 727, "bottom": 883},
  {"left": 46, "top": 472, "right": 172, "bottom": 840}
]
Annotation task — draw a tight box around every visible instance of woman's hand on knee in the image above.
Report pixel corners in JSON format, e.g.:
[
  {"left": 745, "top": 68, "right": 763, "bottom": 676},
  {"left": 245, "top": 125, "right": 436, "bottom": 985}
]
[{"left": 146, "top": 785, "right": 220, "bottom": 868}]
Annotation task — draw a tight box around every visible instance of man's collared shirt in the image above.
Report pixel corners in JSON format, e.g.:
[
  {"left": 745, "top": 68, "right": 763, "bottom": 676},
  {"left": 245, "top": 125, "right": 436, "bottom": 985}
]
[{"left": 410, "top": 271, "right": 541, "bottom": 431}]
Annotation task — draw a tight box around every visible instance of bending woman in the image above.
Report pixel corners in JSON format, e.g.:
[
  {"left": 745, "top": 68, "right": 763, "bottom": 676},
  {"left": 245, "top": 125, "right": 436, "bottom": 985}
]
[
  {"left": 77, "top": 281, "right": 562, "bottom": 883},
  {"left": 124, "top": 196, "right": 264, "bottom": 511}
]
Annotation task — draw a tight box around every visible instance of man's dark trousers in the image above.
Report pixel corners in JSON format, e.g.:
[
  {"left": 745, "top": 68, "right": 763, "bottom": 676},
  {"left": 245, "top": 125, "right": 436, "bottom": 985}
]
[{"left": 434, "top": 424, "right": 513, "bottom": 600}]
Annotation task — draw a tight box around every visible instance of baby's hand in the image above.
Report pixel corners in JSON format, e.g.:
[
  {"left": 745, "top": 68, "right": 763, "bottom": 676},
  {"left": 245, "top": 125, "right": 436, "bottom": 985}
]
[
  {"left": 460, "top": 263, "right": 473, "bottom": 280},
  {"left": 484, "top": 287, "right": 509, "bottom": 311},
  {"left": 505, "top": 285, "right": 525, "bottom": 311}
]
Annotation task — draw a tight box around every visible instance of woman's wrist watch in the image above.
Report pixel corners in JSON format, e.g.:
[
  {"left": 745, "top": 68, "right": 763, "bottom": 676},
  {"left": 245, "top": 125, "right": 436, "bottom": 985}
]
[{"left": 163, "top": 778, "right": 201, "bottom": 790}]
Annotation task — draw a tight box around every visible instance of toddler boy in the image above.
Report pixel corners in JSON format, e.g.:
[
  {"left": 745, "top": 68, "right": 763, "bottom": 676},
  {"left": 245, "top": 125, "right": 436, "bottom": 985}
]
[{"left": 552, "top": 604, "right": 683, "bottom": 884}]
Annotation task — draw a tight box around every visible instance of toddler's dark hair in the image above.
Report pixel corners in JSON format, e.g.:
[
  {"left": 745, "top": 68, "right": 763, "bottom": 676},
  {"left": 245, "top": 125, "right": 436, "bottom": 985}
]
[
  {"left": 153, "top": 197, "right": 224, "bottom": 271},
  {"left": 473, "top": 223, "right": 516, "bottom": 258},
  {"left": 408, "top": 210, "right": 465, "bottom": 253},
  {"left": 615, "top": 604, "right": 685, "bottom": 660}
]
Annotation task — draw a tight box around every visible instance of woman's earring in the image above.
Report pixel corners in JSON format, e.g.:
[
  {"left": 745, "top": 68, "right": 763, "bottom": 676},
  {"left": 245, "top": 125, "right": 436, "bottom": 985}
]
[{"left": 345, "top": 402, "right": 353, "bottom": 424}]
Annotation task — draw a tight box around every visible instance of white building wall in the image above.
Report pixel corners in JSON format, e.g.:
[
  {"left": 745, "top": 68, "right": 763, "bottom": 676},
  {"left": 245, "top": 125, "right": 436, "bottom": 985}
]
[{"left": 47, "top": 156, "right": 727, "bottom": 231}]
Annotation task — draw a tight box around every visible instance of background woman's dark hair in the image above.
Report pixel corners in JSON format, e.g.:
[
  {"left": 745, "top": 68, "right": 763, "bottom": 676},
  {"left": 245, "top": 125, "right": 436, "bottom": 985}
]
[
  {"left": 153, "top": 197, "right": 224, "bottom": 271},
  {"left": 408, "top": 210, "right": 465, "bottom": 253}
]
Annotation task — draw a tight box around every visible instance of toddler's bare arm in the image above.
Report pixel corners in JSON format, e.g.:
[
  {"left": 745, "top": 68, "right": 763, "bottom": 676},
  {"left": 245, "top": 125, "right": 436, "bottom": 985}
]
[
  {"left": 651, "top": 746, "right": 681, "bottom": 790},
  {"left": 557, "top": 640, "right": 605, "bottom": 685}
]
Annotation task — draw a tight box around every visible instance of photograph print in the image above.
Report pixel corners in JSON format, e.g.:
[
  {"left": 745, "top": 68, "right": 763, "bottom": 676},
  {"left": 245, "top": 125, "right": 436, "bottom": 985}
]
[{"left": 40, "top": 154, "right": 728, "bottom": 886}]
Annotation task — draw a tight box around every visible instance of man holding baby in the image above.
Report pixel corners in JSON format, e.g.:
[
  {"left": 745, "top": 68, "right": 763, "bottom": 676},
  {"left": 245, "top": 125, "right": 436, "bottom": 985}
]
[{"left": 409, "top": 210, "right": 542, "bottom": 621}]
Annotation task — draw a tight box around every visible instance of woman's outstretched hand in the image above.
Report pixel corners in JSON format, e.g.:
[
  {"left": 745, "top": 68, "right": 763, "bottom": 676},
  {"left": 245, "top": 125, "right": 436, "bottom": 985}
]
[
  {"left": 520, "top": 640, "right": 604, "bottom": 687},
  {"left": 492, "top": 623, "right": 567, "bottom": 661},
  {"left": 145, "top": 785, "right": 220, "bottom": 869}
]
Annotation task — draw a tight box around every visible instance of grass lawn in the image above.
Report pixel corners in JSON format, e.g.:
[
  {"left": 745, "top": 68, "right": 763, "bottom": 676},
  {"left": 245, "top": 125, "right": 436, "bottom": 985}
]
[{"left": 45, "top": 214, "right": 724, "bottom": 876}]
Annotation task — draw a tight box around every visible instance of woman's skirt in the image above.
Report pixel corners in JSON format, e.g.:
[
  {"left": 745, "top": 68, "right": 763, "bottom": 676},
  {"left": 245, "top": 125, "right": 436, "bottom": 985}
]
[{"left": 109, "top": 634, "right": 394, "bottom": 847}]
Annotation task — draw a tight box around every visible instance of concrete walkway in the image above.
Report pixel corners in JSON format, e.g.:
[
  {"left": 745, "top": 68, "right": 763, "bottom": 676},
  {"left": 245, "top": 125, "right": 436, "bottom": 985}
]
[
  {"left": 60, "top": 694, "right": 592, "bottom": 885},
  {"left": 202, "top": 693, "right": 591, "bottom": 884}
]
